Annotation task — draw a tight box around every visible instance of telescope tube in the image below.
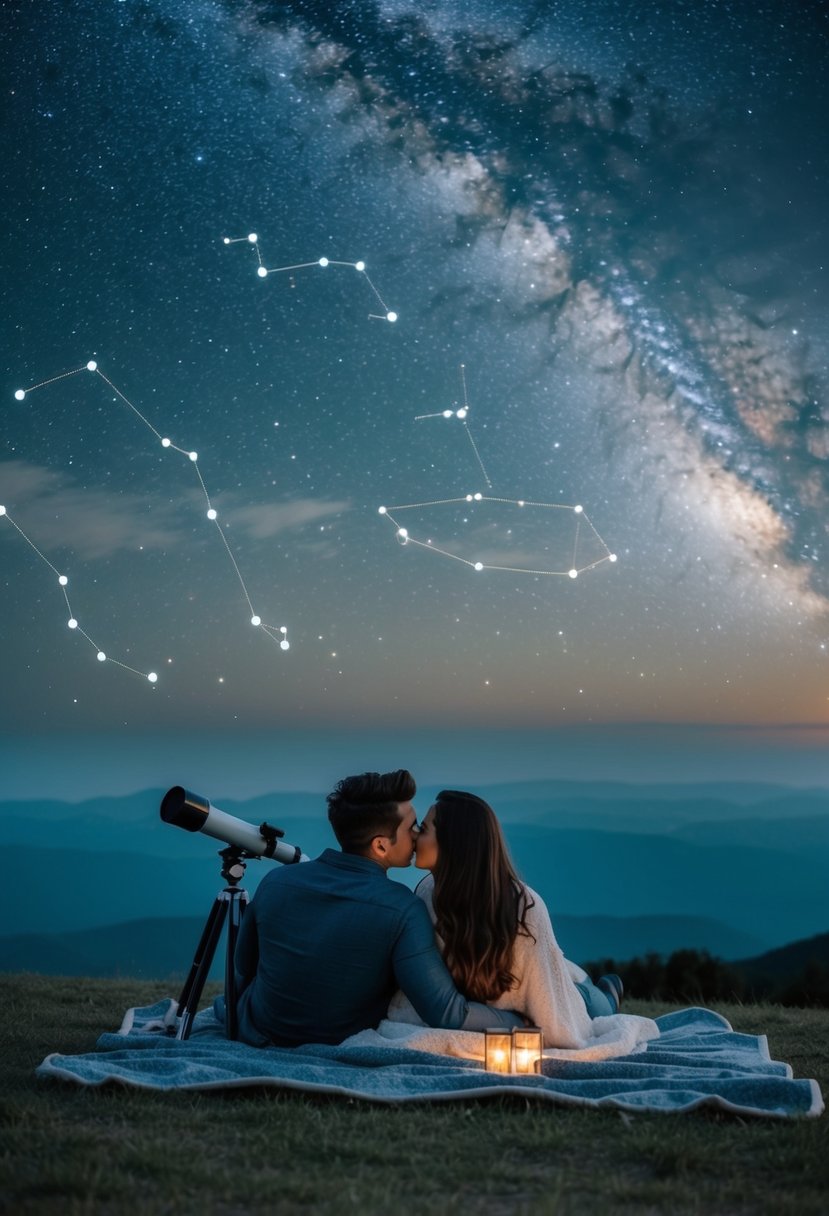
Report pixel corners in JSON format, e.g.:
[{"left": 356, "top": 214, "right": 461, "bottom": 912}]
[{"left": 160, "top": 786, "right": 303, "bottom": 864}]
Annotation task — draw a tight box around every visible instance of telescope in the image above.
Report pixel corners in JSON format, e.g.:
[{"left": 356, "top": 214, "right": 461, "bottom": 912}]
[
  {"left": 160, "top": 785, "right": 304, "bottom": 865},
  {"left": 159, "top": 786, "right": 305, "bottom": 1041}
]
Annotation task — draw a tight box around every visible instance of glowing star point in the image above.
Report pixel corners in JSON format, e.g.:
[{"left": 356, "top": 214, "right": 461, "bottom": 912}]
[
  {"left": 222, "top": 237, "right": 231, "bottom": 244},
  {"left": 251, "top": 615, "right": 261, "bottom": 627},
  {"left": 14, "top": 389, "right": 25, "bottom": 401},
  {"left": 0, "top": 506, "right": 5, "bottom": 516},
  {"left": 280, "top": 639, "right": 290, "bottom": 650},
  {"left": 257, "top": 266, "right": 268, "bottom": 278},
  {"left": 442, "top": 409, "right": 453, "bottom": 418},
  {"left": 207, "top": 508, "right": 217, "bottom": 520},
  {"left": 148, "top": 672, "right": 158, "bottom": 683},
  {"left": 574, "top": 505, "right": 583, "bottom": 514},
  {"left": 609, "top": 553, "right": 618, "bottom": 562},
  {"left": 58, "top": 575, "right": 68, "bottom": 586},
  {"left": 68, "top": 618, "right": 78, "bottom": 629},
  {"left": 397, "top": 528, "right": 408, "bottom": 539},
  {"left": 456, "top": 408, "right": 468, "bottom": 419},
  {"left": 474, "top": 492, "right": 483, "bottom": 501},
  {"left": 378, "top": 505, "right": 387, "bottom": 514},
  {"left": 97, "top": 651, "right": 106, "bottom": 662},
  {"left": 474, "top": 562, "right": 484, "bottom": 571},
  {"left": 161, "top": 437, "right": 171, "bottom": 447},
  {"left": 355, "top": 260, "right": 365, "bottom": 272},
  {"left": 386, "top": 311, "right": 398, "bottom": 322},
  {"left": 247, "top": 233, "right": 258, "bottom": 243},
  {"left": 189, "top": 451, "right": 198, "bottom": 462},
  {"left": 87, "top": 361, "right": 97, "bottom": 371},
  {"left": 569, "top": 569, "right": 578, "bottom": 579},
  {"left": 319, "top": 257, "right": 329, "bottom": 267}
]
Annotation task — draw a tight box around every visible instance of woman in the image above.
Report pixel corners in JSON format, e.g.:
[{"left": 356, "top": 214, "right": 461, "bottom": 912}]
[{"left": 387, "top": 788, "right": 624, "bottom": 1049}]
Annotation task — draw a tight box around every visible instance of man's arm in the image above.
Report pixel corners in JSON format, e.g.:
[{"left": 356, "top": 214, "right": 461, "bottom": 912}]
[{"left": 392, "top": 901, "right": 523, "bottom": 1031}]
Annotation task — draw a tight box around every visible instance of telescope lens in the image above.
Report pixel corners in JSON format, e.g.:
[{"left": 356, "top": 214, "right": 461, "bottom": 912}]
[{"left": 160, "top": 786, "right": 210, "bottom": 832}]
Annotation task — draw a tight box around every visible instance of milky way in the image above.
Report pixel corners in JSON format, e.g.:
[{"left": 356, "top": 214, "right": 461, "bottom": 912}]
[
  {"left": 237, "top": 0, "right": 827, "bottom": 595},
  {"left": 1, "top": 0, "right": 827, "bottom": 730}
]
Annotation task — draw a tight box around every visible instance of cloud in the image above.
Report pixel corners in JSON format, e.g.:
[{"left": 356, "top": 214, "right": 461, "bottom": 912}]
[
  {"left": 227, "top": 497, "right": 351, "bottom": 539},
  {"left": 0, "top": 462, "right": 352, "bottom": 570},
  {"left": 0, "top": 460, "right": 182, "bottom": 561}
]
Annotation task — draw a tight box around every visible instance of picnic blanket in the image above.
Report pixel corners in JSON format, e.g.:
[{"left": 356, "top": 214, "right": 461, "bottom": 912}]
[{"left": 36, "top": 1000, "right": 824, "bottom": 1119}]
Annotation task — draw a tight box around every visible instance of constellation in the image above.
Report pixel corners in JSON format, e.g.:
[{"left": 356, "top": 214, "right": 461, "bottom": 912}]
[
  {"left": 379, "top": 364, "right": 617, "bottom": 577},
  {"left": 414, "top": 364, "right": 492, "bottom": 488},
  {"left": 222, "top": 233, "right": 398, "bottom": 323},
  {"left": 5, "top": 361, "right": 289, "bottom": 682},
  {"left": 378, "top": 496, "right": 617, "bottom": 577}
]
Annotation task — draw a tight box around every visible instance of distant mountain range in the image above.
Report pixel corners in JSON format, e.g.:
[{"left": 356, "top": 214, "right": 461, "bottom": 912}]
[
  {"left": 2, "top": 779, "right": 828, "bottom": 831},
  {"left": 734, "top": 932, "right": 829, "bottom": 985},
  {"left": 0, "top": 917, "right": 822, "bottom": 988},
  {"left": 0, "top": 917, "right": 218, "bottom": 983},
  {"left": 1, "top": 781, "right": 826, "bottom": 966}
]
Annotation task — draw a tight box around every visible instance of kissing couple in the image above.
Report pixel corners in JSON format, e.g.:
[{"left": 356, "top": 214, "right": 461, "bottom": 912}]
[{"left": 231, "top": 769, "right": 624, "bottom": 1051}]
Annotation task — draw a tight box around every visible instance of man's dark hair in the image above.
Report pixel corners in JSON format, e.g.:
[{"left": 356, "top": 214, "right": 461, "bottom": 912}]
[{"left": 326, "top": 769, "right": 416, "bottom": 854}]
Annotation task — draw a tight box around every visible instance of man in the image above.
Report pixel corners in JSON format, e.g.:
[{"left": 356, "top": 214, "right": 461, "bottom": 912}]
[{"left": 233, "top": 769, "right": 524, "bottom": 1046}]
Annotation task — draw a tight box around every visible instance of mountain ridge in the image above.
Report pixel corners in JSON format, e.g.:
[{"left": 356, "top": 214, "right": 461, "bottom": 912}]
[
  {"left": 4, "top": 784, "right": 827, "bottom": 957},
  {"left": 0, "top": 911, "right": 776, "bottom": 980}
]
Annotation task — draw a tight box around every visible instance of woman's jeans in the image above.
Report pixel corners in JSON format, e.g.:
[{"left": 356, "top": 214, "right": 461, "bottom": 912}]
[{"left": 574, "top": 977, "right": 615, "bottom": 1018}]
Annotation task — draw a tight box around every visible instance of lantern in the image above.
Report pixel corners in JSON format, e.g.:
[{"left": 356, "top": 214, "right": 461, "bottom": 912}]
[
  {"left": 511, "top": 1027, "right": 543, "bottom": 1075},
  {"left": 483, "top": 1029, "right": 512, "bottom": 1074},
  {"left": 484, "top": 1026, "right": 543, "bottom": 1074}
]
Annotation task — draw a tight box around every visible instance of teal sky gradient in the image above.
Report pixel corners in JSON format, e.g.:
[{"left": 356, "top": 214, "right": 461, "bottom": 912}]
[{"left": 2, "top": 724, "right": 827, "bottom": 804}]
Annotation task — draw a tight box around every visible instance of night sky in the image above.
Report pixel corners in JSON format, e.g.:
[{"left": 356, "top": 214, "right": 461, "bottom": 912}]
[{"left": 2, "top": 0, "right": 828, "bottom": 759}]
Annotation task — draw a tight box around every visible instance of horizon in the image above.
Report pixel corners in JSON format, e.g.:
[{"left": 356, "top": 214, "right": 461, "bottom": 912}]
[{"left": 2, "top": 723, "right": 828, "bottom": 804}]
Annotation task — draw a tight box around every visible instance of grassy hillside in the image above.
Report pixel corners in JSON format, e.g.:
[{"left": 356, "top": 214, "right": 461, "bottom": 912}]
[{"left": 1, "top": 974, "right": 827, "bottom": 1215}]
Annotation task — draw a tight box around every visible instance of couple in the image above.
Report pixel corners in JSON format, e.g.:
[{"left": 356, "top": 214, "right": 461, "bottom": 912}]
[{"left": 233, "top": 769, "right": 622, "bottom": 1050}]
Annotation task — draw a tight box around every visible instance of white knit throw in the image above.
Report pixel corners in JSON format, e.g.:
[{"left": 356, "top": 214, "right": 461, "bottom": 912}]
[{"left": 384, "top": 874, "right": 659, "bottom": 1062}]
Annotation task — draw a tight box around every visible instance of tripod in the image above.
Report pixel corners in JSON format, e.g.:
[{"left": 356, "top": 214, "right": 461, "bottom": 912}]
[{"left": 173, "top": 845, "right": 250, "bottom": 1041}]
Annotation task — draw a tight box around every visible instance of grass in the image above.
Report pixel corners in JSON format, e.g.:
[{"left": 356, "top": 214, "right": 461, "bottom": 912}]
[{"left": 0, "top": 974, "right": 827, "bottom": 1215}]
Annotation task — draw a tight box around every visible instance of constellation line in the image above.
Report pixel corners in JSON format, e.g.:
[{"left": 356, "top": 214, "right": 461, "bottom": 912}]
[
  {"left": 414, "top": 364, "right": 493, "bottom": 488},
  {"left": 222, "top": 233, "right": 398, "bottom": 323},
  {"left": 377, "top": 497, "right": 617, "bottom": 578},
  {"left": 0, "top": 505, "right": 159, "bottom": 681},
  {"left": 391, "top": 357, "right": 618, "bottom": 578},
  {"left": 8, "top": 361, "right": 290, "bottom": 682}
]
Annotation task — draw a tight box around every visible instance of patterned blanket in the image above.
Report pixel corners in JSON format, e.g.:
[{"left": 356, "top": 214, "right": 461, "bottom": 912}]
[{"left": 36, "top": 1000, "right": 823, "bottom": 1119}]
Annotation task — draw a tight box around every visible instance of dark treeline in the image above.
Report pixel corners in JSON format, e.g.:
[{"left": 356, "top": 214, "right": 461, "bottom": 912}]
[{"left": 587, "top": 949, "right": 829, "bottom": 1008}]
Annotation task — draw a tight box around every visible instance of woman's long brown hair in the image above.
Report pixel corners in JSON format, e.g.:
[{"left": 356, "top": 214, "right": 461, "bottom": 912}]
[{"left": 431, "top": 790, "right": 534, "bottom": 1002}]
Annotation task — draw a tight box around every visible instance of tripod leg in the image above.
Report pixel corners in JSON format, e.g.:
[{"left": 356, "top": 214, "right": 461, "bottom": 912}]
[
  {"left": 223, "top": 888, "right": 249, "bottom": 1041},
  {"left": 176, "top": 894, "right": 228, "bottom": 1041}
]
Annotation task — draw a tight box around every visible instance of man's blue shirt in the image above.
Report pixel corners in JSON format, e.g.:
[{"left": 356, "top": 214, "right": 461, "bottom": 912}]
[{"left": 234, "top": 848, "right": 521, "bottom": 1046}]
